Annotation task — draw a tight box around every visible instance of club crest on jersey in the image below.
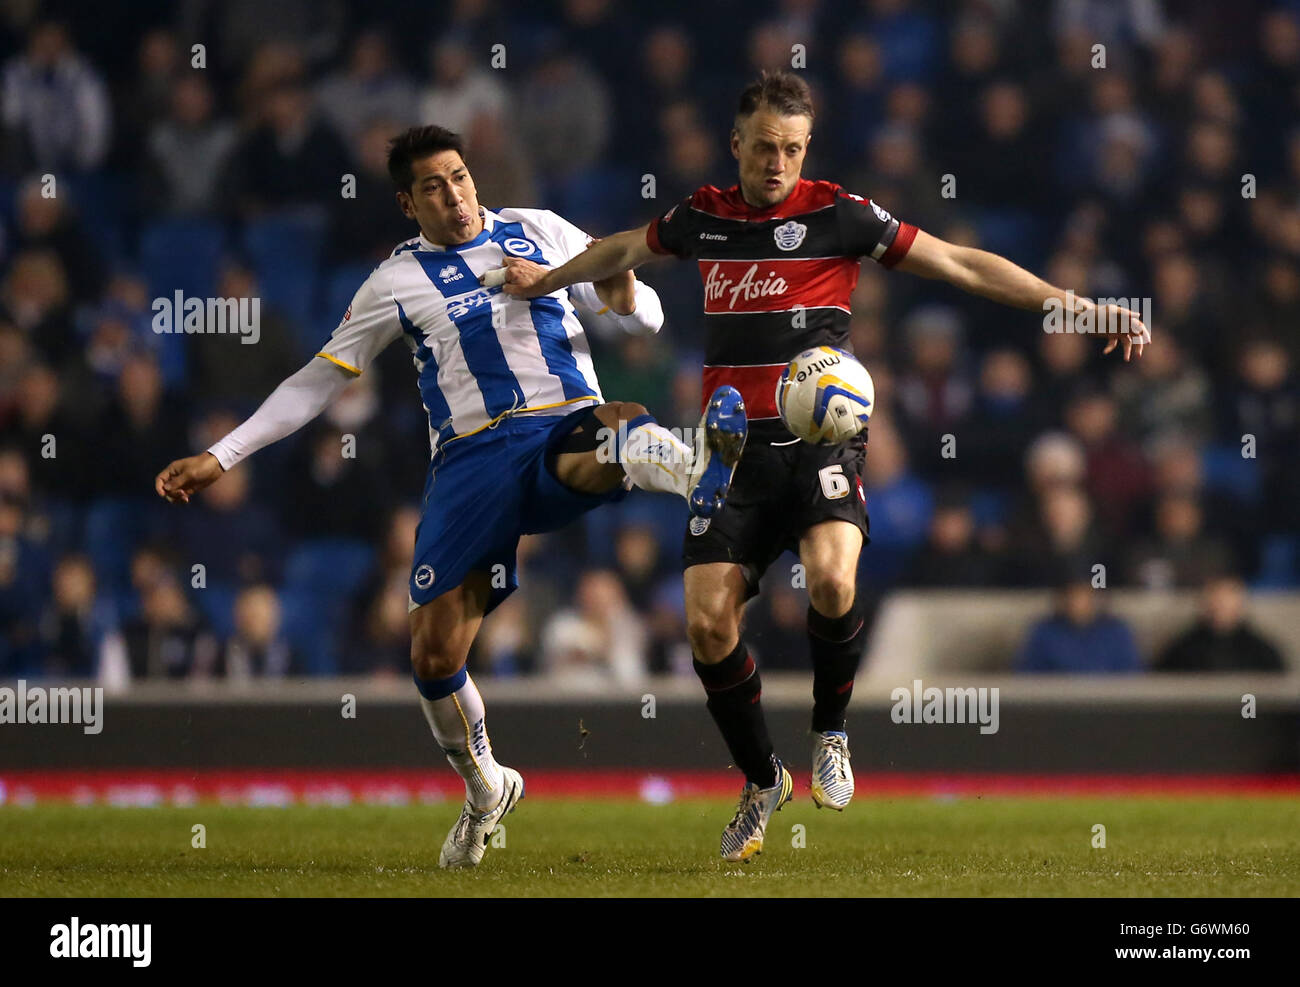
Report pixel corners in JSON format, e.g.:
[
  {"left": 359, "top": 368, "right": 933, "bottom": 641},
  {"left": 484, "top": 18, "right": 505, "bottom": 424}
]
[
  {"left": 773, "top": 220, "right": 807, "bottom": 251},
  {"left": 438, "top": 264, "right": 464, "bottom": 282},
  {"left": 689, "top": 516, "right": 710, "bottom": 536},
  {"left": 501, "top": 237, "right": 535, "bottom": 256}
]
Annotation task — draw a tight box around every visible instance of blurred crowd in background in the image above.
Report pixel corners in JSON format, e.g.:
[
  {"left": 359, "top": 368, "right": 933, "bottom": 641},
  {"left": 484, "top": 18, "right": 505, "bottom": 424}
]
[{"left": 1, "top": 0, "right": 1298, "bottom": 684}]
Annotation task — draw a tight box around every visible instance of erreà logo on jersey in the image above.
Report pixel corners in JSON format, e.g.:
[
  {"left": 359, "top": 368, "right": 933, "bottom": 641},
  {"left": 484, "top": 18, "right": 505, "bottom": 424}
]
[
  {"left": 773, "top": 220, "right": 807, "bottom": 251},
  {"left": 439, "top": 264, "right": 464, "bottom": 282},
  {"left": 871, "top": 200, "right": 892, "bottom": 223},
  {"left": 703, "top": 263, "right": 789, "bottom": 310}
]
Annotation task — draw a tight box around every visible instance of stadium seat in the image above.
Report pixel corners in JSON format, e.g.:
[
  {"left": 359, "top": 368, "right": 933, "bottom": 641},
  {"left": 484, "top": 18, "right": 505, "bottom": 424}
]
[
  {"left": 84, "top": 497, "right": 153, "bottom": 597},
  {"left": 139, "top": 217, "right": 226, "bottom": 302},
  {"left": 317, "top": 263, "right": 376, "bottom": 342},
  {"left": 1253, "top": 535, "right": 1299, "bottom": 589},
  {"left": 243, "top": 211, "right": 328, "bottom": 355},
  {"left": 279, "top": 538, "right": 376, "bottom": 675},
  {"left": 1201, "top": 443, "right": 1261, "bottom": 505}
]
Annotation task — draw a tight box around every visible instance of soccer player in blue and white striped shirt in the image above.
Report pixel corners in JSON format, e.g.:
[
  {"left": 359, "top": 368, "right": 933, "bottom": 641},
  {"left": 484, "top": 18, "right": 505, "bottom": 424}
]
[{"left": 154, "top": 125, "right": 748, "bottom": 867}]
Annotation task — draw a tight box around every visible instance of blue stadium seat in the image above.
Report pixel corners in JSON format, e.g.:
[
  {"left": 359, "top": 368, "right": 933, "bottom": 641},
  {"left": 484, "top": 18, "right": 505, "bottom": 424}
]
[
  {"left": 139, "top": 217, "right": 225, "bottom": 301},
  {"left": 84, "top": 497, "right": 153, "bottom": 597},
  {"left": 317, "top": 263, "right": 375, "bottom": 342},
  {"left": 193, "top": 582, "right": 238, "bottom": 639},
  {"left": 279, "top": 538, "right": 376, "bottom": 674},
  {"left": 1253, "top": 535, "right": 1299, "bottom": 589},
  {"left": 1201, "top": 443, "right": 1261, "bottom": 504},
  {"left": 243, "top": 211, "right": 328, "bottom": 354}
]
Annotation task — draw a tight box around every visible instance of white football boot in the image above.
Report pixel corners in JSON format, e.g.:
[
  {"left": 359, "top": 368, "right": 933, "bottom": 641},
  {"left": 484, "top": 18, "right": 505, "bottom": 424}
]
[
  {"left": 720, "top": 762, "right": 794, "bottom": 862},
  {"left": 438, "top": 766, "right": 524, "bottom": 869},
  {"left": 810, "top": 730, "right": 854, "bottom": 810}
]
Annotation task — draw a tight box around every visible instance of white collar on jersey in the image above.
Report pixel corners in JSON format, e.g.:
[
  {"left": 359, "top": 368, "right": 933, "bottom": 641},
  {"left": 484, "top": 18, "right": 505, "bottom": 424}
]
[{"left": 418, "top": 207, "right": 499, "bottom": 253}]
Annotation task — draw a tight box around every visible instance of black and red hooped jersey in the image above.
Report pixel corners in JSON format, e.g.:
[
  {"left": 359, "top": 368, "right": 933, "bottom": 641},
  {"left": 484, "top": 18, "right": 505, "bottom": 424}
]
[{"left": 646, "top": 178, "right": 917, "bottom": 433}]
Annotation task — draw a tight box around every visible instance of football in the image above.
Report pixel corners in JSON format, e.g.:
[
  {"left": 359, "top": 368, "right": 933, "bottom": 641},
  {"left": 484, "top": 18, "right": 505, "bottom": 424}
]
[{"left": 775, "top": 346, "right": 875, "bottom": 444}]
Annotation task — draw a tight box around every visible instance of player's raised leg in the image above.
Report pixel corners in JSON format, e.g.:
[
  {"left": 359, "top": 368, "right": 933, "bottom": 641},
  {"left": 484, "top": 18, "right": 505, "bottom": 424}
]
[
  {"left": 685, "top": 562, "right": 791, "bottom": 861},
  {"left": 552, "top": 393, "right": 748, "bottom": 518},
  {"left": 799, "top": 519, "right": 866, "bottom": 810},
  {"left": 410, "top": 572, "right": 523, "bottom": 869}
]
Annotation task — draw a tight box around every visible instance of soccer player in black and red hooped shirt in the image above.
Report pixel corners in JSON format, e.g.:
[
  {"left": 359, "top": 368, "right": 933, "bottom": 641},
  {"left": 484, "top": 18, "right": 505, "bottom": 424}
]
[{"left": 503, "top": 70, "right": 1149, "bottom": 861}]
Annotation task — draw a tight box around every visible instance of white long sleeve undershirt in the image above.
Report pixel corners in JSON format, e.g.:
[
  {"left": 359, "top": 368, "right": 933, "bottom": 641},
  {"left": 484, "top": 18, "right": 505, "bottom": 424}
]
[{"left": 206, "top": 358, "right": 353, "bottom": 471}]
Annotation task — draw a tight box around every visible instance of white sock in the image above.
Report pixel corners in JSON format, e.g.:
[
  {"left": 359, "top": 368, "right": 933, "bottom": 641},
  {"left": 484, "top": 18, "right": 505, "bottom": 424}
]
[
  {"left": 621, "top": 421, "right": 693, "bottom": 499},
  {"left": 418, "top": 672, "right": 503, "bottom": 810}
]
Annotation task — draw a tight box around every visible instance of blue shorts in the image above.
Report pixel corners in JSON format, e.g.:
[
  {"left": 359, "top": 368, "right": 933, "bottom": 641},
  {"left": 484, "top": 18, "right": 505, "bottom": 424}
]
[{"left": 409, "top": 405, "right": 628, "bottom": 614}]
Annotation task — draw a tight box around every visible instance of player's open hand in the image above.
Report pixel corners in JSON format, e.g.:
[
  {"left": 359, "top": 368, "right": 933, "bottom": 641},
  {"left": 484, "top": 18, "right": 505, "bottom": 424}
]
[
  {"left": 1098, "top": 302, "right": 1151, "bottom": 361},
  {"left": 489, "top": 257, "right": 551, "bottom": 299},
  {"left": 154, "top": 452, "right": 224, "bottom": 504}
]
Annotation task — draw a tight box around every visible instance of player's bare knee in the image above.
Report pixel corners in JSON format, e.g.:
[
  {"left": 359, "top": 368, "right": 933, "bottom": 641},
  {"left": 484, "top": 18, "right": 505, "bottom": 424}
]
[
  {"left": 410, "top": 644, "right": 465, "bottom": 681},
  {"left": 808, "top": 573, "right": 855, "bottom": 619},
  {"left": 686, "top": 612, "right": 738, "bottom": 663}
]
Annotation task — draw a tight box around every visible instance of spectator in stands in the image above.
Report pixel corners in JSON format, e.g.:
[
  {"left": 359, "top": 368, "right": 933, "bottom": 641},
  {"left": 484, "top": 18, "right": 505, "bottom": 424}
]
[
  {"left": 1002, "top": 484, "right": 1109, "bottom": 588},
  {"left": 169, "top": 459, "right": 281, "bottom": 587},
  {"left": 1154, "top": 575, "right": 1286, "bottom": 673},
  {"left": 1111, "top": 333, "right": 1213, "bottom": 451},
  {"left": 903, "top": 490, "right": 994, "bottom": 587},
  {"left": 539, "top": 569, "right": 645, "bottom": 688},
  {"left": 223, "top": 583, "right": 293, "bottom": 678},
  {"left": 38, "top": 553, "right": 114, "bottom": 678},
  {"left": 94, "top": 351, "right": 186, "bottom": 498},
  {"left": 143, "top": 73, "right": 239, "bottom": 217},
  {"left": 1063, "top": 386, "right": 1150, "bottom": 537},
  {"left": 1, "top": 250, "right": 76, "bottom": 369},
  {"left": 1123, "top": 493, "right": 1235, "bottom": 590},
  {"left": 860, "top": 416, "right": 933, "bottom": 587},
  {"left": 745, "top": 576, "right": 811, "bottom": 672},
  {"left": 0, "top": 363, "right": 89, "bottom": 503},
  {"left": 281, "top": 423, "right": 390, "bottom": 542},
  {"left": 330, "top": 119, "right": 422, "bottom": 264},
  {"left": 189, "top": 264, "right": 298, "bottom": 405},
  {"left": 1222, "top": 337, "right": 1299, "bottom": 534},
  {"left": 417, "top": 33, "right": 509, "bottom": 139},
  {"left": 1, "top": 20, "right": 111, "bottom": 173},
  {"left": 348, "top": 505, "right": 420, "bottom": 675},
  {"left": 612, "top": 523, "right": 664, "bottom": 613},
  {"left": 120, "top": 577, "right": 219, "bottom": 679},
  {"left": 221, "top": 76, "right": 351, "bottom": 219},
  {"left": 0, "top": 489, "right": 49, "bottom": 674},
  {"left": 1014, "top": 573, "right": 1141, "bottom": 674},
  {"left": 315, "top": 30, "right": 416, "bottom": 144},
  {"left": 957, "top": 348, "right": 1043, "bottom": 493},
  {"left": 516, "top": 47, "right": 611, "bottom": 185},
  {"left": 12, "top": 175, "right": 104, "bottom": 304},
  {"left": 893, "top": 305, "right": 972, "bottom": 473}
]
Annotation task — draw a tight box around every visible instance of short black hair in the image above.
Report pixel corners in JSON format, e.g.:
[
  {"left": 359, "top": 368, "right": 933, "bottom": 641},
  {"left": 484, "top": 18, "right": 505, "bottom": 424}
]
[
  {"left": 386, "top": 125, "right": 466, "bottom": 191},
  {"left": 735, "top": 70, "right": 815, "bottom": 127}
]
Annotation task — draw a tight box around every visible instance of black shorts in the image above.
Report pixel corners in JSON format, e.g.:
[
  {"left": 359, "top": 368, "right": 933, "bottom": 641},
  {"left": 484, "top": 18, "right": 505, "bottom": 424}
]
[{"left": 682, "top": 429, "right": 869, "bottom": 598}]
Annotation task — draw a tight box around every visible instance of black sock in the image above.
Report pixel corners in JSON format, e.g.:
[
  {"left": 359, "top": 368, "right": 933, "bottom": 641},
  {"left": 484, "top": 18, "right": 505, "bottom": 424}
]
[
  {"left": 693, "top": 640, "right": 778, "bottom": 788},
  {"left": 808, "top": 596, "right": 865, "bottom": 733}
]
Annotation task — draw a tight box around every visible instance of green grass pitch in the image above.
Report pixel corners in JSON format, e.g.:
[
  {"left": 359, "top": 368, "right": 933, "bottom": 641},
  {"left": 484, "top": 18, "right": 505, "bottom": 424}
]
[{"left": 2, "top": 797, "right": 1298, "bottom": 897}]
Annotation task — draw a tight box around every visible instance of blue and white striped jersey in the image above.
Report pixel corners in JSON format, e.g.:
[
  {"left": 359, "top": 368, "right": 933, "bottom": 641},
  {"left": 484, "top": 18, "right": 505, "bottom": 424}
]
[{"left": 318, "top": 207, "right": 626, "bottom": 454}]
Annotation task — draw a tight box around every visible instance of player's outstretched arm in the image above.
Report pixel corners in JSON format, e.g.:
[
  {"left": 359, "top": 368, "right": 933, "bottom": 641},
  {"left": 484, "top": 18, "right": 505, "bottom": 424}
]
[
  {"left": 154, "top": 357, "right": 355, "bottom": 504},
  {"left": 895, "top": 228, "right": 1151, "bottom": 361},
  {"left": 502, "top": 224, "right": 658, "bottom": 300}
]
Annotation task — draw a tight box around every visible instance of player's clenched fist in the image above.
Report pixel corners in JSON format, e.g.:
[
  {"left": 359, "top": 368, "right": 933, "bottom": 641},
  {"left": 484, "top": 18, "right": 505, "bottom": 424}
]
[
  {"left": 154, "top": 452, "right": 224, "bottom": 504},
  {"left": 486, "top": 256, "right": 551, "bottom": 298}
]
